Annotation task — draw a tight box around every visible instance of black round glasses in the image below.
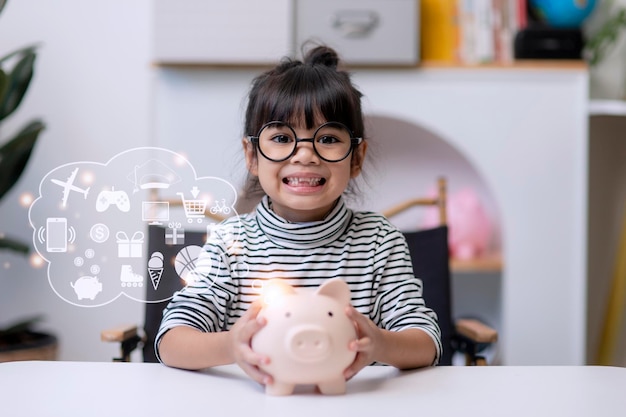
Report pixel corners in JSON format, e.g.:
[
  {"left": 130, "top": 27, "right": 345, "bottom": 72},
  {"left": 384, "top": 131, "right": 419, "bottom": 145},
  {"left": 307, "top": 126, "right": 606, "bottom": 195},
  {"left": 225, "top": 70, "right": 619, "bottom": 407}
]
[{"left": 248, "top": 121, "right": 362, "bottom": 163}]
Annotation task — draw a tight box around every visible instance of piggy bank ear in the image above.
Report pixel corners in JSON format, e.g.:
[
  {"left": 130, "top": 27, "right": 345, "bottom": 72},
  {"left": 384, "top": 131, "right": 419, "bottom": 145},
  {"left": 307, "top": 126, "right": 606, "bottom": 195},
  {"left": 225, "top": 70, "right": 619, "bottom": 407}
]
[
  {"left": 316, "top": 278, "right": 351, "bottom": 305},
  {"left": 262, "top": 279, "right": 296, "bottom": 305}
]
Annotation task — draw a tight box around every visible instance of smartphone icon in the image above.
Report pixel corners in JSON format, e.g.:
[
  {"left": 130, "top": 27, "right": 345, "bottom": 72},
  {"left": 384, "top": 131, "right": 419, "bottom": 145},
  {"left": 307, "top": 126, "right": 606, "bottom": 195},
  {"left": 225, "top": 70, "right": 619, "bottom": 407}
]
[{"left": 46, "top": 217, "right": 68, "bottom": 252}]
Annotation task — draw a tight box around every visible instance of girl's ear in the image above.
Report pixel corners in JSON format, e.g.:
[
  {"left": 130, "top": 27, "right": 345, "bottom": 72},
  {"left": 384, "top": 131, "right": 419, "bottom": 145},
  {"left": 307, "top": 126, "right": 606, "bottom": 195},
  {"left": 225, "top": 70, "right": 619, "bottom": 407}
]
[
  {"left": 243, "top": 138, "right": 258, "bottom": 176},
  {"left": 350, "top": 140, "right": 368, "bottom": 178}
]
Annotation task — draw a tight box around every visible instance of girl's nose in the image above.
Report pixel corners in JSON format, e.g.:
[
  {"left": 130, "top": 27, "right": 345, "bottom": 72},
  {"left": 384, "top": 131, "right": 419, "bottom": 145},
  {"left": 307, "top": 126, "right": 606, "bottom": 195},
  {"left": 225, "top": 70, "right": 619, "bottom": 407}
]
[{"left": 290, "top": 141, "right": 319, "bottom": 164}]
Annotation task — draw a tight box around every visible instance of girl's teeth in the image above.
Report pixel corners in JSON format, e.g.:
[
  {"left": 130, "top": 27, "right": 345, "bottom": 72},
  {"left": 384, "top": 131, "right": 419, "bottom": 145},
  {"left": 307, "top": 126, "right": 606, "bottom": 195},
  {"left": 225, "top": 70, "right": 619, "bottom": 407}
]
[{"left": 286, "top": 177, "right": 321, "bottom": 186}]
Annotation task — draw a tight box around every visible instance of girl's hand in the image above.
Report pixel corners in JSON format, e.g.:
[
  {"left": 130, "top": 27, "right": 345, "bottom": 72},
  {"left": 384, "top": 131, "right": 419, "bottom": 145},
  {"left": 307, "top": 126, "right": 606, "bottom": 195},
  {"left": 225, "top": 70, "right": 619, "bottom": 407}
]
[
  {"left": 343, "top": 305, "right": 384, "bottom": 380},
  {"left": 229, "top": 300, "right": 273, "bottom": 385}
]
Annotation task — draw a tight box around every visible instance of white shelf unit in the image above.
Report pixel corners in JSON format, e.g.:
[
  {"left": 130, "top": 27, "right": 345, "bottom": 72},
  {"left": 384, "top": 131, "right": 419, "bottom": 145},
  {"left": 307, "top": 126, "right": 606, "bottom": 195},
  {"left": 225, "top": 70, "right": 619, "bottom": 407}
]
[
  {"left": 589, "top": 99, "right": 626, "bottom": 116},
  {"left": 352, "top": 64, "right": 588, "bottom": 366}
]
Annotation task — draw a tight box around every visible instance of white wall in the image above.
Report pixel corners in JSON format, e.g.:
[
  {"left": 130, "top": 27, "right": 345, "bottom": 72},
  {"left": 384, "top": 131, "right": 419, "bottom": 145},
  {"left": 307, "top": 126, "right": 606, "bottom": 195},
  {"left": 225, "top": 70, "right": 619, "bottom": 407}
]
[
  {"left": 0, "top": 0, "right": 153, "bottom": 361},
  {"left": 0, "top": 1, "right": 590, "bottom": 365}
]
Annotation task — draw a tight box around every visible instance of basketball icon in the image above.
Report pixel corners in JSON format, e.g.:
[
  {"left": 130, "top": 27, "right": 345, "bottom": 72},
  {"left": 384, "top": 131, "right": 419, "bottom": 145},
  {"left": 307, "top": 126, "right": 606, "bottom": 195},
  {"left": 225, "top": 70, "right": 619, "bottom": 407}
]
[{"left": 174, "top": 245, "right": 203, "bottom": 283}]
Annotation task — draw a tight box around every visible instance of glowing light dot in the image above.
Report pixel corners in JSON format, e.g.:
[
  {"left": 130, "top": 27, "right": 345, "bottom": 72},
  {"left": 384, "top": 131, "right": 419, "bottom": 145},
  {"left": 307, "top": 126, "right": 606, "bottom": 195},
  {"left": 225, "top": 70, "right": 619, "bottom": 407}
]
[
  {"left": 174, "top": 152, "right": 188, "bottom": 166},
  {"left": 29, "top": 254, "right": 45, "bottom": 269},
  {"left": 81, "top": 170, "right": 95, "bottom": 185},
  {"left": 263, "top": 283, "right": 289, "bottom": 306},
  {"left": 19, "top": 193, "right": 34, "bottom": 207}
]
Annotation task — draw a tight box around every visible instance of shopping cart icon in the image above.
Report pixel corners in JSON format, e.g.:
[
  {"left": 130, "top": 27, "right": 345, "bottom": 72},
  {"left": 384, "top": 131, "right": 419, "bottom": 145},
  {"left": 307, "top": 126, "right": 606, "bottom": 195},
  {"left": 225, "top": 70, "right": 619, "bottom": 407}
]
[{"left": 177, "top": 192, "right": 207, "bottom": 223}]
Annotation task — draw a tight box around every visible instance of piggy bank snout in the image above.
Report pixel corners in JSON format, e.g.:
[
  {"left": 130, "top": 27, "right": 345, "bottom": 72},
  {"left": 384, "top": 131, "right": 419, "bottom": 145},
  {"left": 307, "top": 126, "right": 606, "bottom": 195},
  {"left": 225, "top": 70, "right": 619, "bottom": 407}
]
[{"left": 286, "top": 325, "right": 331, "bottom": 362}]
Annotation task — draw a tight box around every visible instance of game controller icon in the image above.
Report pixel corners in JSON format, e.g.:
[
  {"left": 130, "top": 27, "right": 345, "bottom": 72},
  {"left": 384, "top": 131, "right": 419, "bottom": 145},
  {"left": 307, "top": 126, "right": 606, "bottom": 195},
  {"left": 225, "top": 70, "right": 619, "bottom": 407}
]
[{"left": 96, "top": 188, "right": 130, "bottom": 212}]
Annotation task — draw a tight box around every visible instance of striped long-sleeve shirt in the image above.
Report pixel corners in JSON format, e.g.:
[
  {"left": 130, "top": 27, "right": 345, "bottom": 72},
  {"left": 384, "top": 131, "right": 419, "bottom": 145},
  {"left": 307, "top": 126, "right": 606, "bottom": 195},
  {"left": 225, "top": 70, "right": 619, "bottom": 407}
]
[{"left": 155, "top": 195, "right": 442, "bottom": 364}]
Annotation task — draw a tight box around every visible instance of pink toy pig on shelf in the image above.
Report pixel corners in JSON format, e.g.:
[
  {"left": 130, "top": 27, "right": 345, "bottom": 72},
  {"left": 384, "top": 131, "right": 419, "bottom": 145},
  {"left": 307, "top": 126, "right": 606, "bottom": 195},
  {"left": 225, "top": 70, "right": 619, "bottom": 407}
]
[
  {"left": 423, "top": 187, "right": 493, "bottom": 260},
  {"left": 251, "top": 278, "right": 357, "bottom": 396}
]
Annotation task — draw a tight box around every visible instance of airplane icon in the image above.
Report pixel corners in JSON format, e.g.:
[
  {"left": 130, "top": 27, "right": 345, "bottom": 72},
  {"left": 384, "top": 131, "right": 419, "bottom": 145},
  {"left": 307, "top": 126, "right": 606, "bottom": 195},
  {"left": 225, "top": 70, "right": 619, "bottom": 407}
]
[{"left": 51, "top": 168, "right": 90, "bottom": 207}]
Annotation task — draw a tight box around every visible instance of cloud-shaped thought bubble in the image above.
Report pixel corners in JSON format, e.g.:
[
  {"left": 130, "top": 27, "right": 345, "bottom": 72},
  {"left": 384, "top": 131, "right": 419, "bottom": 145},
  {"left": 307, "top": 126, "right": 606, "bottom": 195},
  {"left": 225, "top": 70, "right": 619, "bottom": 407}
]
[{"left": 28, "top": 147, "right": 240, "bottom": 307}]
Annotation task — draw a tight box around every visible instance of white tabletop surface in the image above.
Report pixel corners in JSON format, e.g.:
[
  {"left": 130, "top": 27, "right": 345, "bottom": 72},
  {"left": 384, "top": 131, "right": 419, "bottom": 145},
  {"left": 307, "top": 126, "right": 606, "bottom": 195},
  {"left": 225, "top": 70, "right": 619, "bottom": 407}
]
[{"left": 0, "top": 361, "right": 624, "bottom": 416}]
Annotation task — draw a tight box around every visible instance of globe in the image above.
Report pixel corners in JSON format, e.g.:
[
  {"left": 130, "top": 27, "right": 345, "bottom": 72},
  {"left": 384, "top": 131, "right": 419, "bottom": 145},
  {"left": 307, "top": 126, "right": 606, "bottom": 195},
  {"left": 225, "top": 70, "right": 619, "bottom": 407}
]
[{"left": 530, "top": 0, "right": 597, "bottom": 28}]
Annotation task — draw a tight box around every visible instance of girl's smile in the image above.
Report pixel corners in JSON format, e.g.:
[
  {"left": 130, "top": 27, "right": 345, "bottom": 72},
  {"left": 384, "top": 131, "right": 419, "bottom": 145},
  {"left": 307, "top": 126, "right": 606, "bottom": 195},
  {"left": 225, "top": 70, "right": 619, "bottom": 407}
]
[{"left": 282, "top": 173, "right": 326, "bottom": 190}]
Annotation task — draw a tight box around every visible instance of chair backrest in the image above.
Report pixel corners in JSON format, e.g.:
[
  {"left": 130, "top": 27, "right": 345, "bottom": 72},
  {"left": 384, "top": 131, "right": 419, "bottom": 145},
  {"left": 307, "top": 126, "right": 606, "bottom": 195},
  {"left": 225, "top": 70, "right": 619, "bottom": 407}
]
[
  {"left": 140, "top": 188, "right": 259, "bottom": 362},
  {"left": 142, "top": 224, "right": 206, "bottom": 362},
  {"left": 382, "top": 177, "right": 454, "bottom": 365},
  {"left": 142, "top": 179, "right": 453, "bottom": 364},
  {"left": 402, "top": 226, "right": 453, "bottom": 365}
]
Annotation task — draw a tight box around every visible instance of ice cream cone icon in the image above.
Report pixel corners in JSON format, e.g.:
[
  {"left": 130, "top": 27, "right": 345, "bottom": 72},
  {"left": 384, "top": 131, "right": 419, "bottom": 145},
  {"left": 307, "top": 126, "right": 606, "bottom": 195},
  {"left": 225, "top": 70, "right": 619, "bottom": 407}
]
[{"left": 148, "top": 252, "right": 164, "bottom": 290}]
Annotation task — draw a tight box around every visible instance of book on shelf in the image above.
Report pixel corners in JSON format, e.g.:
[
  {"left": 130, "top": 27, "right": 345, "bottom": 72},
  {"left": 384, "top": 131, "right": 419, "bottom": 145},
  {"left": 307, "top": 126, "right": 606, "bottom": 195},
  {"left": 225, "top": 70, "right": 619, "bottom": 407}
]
[
  {"left": 421, "top": 0, "right": 459, "bottom": 62},
  {"left": 420, "top": 0, "right": 527, "bottom": 65}
]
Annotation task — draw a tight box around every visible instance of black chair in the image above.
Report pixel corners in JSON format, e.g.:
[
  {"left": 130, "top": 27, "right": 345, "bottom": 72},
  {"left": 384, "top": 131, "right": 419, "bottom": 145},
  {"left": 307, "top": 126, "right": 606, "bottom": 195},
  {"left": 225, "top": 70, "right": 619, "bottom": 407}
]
[
  {"left": 101, "top": 188, "right": 259, "bottom": 362},
  {"left": 101, "top": 224, "right": 206, "bottom": 362},
  {"left": 103, "top": 179, "right": 497, "bottom": 365},
  {"left": 383, "top": 177, "right": 497, "bottom": 366}
]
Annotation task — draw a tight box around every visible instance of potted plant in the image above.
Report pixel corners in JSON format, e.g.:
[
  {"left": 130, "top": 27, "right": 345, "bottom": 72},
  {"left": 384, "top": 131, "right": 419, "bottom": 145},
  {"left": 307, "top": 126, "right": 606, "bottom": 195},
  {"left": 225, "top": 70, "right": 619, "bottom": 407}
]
[
  {"left": 0, "top": 0, "right": 54, "bottom": 362},
  {"left": 585, "top": 5, "right": 626, "bottom": 67},
  {"left": 584, "top": 0, "right": 626, "bottom": 100}
]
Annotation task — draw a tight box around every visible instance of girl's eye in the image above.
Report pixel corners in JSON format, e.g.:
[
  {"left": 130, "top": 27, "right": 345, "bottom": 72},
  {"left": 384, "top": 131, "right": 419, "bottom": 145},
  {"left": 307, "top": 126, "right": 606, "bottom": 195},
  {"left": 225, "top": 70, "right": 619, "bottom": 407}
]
[
  {"left": 317, "top": 135, "right": 340, "bottom": 145},
  {"left": 271, "top": 134, "right": 293, "bottom": 144}
]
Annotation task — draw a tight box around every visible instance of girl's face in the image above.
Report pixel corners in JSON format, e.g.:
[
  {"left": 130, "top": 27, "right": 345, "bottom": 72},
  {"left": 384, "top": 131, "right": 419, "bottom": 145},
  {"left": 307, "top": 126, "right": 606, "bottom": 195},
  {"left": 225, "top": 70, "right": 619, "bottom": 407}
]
[{"left": 244, "top": 122, "right": 367, "bottom": 223}]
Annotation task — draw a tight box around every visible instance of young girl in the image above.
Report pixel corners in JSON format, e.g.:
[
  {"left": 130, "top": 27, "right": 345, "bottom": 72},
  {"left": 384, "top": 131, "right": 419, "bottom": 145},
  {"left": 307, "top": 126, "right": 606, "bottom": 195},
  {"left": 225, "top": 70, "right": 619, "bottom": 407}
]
[{"left": 156, "top": 45, "right": 441, "bottom": 385}]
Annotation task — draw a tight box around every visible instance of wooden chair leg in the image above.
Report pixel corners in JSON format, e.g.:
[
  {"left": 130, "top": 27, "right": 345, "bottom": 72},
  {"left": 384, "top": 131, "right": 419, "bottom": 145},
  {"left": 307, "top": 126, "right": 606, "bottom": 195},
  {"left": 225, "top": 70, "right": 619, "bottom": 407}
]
[
  {"left": 465, "top": 353, "right": 472, "bottom": 366},
  {"left": 475, "top": 357, "right": 487, "bottom": 366},
  {"left": 113, "top": 334, "right": 143, "bottom": 362}
]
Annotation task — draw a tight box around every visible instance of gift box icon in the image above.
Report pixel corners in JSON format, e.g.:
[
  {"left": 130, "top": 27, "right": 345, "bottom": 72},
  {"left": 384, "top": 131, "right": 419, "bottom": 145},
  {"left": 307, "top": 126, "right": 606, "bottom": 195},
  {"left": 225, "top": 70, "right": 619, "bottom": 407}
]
[
  {"left": 165, "top": 227, "right": 185, "bottom": 245},
  {"left": 116, "top": 231, "right": 144, "bottom": 258}
]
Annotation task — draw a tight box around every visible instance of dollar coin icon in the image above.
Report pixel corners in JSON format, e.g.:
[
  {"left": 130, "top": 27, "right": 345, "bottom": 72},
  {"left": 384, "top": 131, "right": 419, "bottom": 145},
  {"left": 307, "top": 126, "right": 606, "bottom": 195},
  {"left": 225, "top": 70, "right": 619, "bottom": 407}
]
[{"left": 90, "top": 223, "right": 110, "bottom": 243}]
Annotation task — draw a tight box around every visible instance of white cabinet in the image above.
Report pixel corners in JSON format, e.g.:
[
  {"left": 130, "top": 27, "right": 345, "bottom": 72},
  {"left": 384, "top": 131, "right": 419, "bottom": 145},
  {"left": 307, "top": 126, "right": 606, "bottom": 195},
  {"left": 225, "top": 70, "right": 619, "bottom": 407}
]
[
  {"left": 152, "top": 0, "right": 293, "bottom": 65},
  {"left": 152, "top": 0, "right": 420, "bottom": 66},
  {"left": 294, "top": 0, "right": 419, "bottom": 65}
]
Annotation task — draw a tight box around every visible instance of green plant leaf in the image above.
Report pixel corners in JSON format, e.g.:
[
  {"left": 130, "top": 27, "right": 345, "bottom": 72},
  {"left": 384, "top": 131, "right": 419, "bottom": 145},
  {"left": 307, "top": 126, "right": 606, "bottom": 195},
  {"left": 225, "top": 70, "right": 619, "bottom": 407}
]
[
  {"left": 0, "top": 119, "right": 44, "bottom": 201},
  {"left": 0, "top": 44, "right": 38, "bottom": 66},
  {"left": 0, "top": 68, "right": 7, "bottom": 102},
  {"left": 0, "top": 2, "right": 43, "bottom": 257},
  {"left": 0, "top": 314, "right": 45, "bottom": 336},
  {"left": 584, "top": 7, "right": 626, "bottom": 66},
  {"left": 0, "top": 234, "right": 29, "bottom": 254},
  {"left": 0, "top": 47, "right": 36, "bottom": 121}
]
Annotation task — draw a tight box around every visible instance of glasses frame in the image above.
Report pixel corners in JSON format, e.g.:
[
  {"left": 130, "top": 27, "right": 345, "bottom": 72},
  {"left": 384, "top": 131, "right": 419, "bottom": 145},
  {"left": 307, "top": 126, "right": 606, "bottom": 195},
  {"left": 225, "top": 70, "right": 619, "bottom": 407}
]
[{"left": 248, "top": 121, "right": 363, "bottom": 163}]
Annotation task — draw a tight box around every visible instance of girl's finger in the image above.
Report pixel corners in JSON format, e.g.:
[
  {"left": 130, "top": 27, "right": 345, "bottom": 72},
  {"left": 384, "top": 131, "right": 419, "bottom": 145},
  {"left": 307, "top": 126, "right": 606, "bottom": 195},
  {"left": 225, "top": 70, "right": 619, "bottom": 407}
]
[
  {"left": 239, "top": 314, "right": 267, "bottom": 341},
  {"left": 241, "top": 362, "right": 273, "bottom": 385},
  {"left": 344, "top": 352, "right": 368, "bottom": 380}
]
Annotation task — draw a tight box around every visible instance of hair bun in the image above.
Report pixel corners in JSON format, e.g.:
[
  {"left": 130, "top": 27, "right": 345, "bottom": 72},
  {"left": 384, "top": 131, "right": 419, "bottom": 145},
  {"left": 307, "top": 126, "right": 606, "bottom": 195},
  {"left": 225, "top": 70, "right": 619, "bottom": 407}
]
[{"left": 303, "top": 45, "right": 340, "bottom": 69}]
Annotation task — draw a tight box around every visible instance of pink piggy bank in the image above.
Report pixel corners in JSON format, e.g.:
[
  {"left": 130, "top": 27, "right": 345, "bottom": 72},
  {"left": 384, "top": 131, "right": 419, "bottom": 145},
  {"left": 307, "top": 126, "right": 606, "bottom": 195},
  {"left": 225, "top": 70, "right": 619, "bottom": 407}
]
[
  {"left": 251, "top": 278, "right": 357, "bottom": 396},
  {"left": 423, "top": 187, "right": 493, "bottom": 260}
]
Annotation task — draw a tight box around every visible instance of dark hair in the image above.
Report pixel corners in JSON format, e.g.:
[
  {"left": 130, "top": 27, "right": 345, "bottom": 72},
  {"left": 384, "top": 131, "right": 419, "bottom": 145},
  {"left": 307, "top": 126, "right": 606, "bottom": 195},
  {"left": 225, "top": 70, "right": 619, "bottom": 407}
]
[{"left": 242, "top": 45, "right": 366, "bottom": 198}]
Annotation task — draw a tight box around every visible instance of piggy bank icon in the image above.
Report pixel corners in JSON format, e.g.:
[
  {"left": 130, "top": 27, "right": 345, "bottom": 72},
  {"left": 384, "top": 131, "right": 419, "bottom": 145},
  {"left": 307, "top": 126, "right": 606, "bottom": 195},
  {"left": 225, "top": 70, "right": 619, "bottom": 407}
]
[
  {"left": 251, "top": 278, "right": 357, "bottom": 396},
  {"left": 71, "top": 276, "right": 103, "bottom": 300}
]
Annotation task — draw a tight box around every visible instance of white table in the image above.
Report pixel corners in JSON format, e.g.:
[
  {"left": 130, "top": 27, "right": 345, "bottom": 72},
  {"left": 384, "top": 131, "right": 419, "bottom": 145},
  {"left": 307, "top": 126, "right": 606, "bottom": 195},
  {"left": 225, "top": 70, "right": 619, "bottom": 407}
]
[{"left": 1, "top": 361, "right": 624, "bottom": 416}]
